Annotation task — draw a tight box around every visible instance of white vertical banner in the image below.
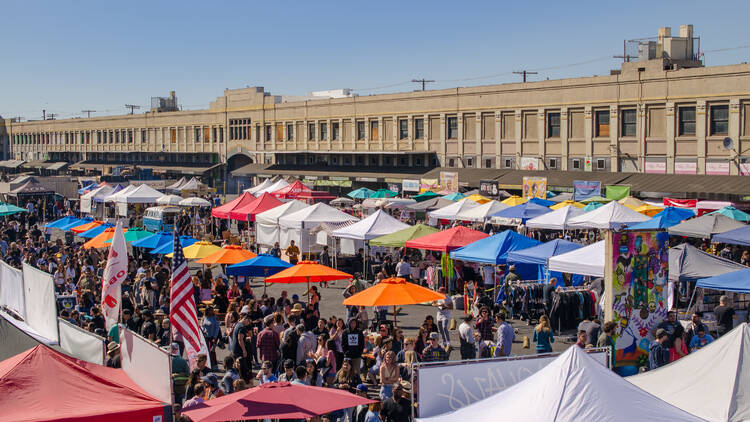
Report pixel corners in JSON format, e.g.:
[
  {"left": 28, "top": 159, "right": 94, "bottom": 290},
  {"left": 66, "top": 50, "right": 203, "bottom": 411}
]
[
  {"left": 22, "top": 264, "right": 59, "bottom": 343},
  {"left": 121, "top": 327, "right": 173, "bottom": 404},
  {"left": 0, "top": 261, "right": 26, "bottom": 318},
  {"left": 57, "top": 318, "right": 106, "bottom": 365},
  {"left": 101, "top": 221, "right": 128, "bottom": 331}
]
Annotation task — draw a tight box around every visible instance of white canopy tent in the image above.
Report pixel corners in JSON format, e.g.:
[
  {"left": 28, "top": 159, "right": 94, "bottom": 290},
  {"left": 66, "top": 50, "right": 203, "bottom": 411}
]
[
  {"left": 526, "top": 205, "right": 587, "bottom": 230},
  {"left": 383, "top": 198, "right": 417, "bottom": 209},
  {"left": 279, "top": 203, "right": 359, "bottom": 251},
  {"left": 179, "top": 197, "right": 211, "bottom": 207},
  {"left": 418, "top": 346, "right": 702, "bottom": 422},
  {"left": 115, "top": 184, "right": 164, "bottom": 204},
  {"left": 245, "top": 178, "right": 273, "bottom": 194},
  {"left": 454, "top": 200, "right": 508, "bottom": 222},
  {"left": 429, "top": 198, "right": 481, "bottom": 221},
  {"left": 104, "top": 184, "right": 137, "bottom": 203},
  {"left": 166, "top": 177, "right": 187, "bottom": 191},
  {"left": 567, "top": 201, "right": 650, "bottom": 229},
  {"left": 255, "top": 200, "right": 309, "bottom": 247},
  {"left": 80, "top": 185, "right": 115, "bottom": 214},
  {"left": 628, "top": 323, "right": 750, "bottom": 422},
  {"left": 176, "top": 177, "right": 206, "bottom": 191},
  {"left": 256, "top": 179, "right": 290, "bottom": 195},
  {"left": 332, "top": 209, "right": 410, "bottom": 240},
  {"left": 548, "top": 240, "right": 604, "bottom": 277}
]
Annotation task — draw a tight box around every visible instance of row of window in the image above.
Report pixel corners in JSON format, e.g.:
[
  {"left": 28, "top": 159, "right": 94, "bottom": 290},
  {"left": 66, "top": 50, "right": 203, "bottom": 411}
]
[{"left": 12, "top": 126, "right": 224, "bottom": 146}]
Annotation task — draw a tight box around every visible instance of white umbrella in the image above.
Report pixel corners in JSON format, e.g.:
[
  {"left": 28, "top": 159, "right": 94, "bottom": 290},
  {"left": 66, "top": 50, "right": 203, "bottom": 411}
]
[
  {"left": 179, "top": 197, "right": 211, "bottom": 207},
  {"left": 156, "top": 194, "right": 183, "bottom": 205}
]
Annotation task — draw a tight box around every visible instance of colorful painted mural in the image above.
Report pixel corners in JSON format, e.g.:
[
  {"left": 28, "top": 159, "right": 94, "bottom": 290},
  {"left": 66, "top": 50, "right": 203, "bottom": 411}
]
[{"left": 611, "top": 230, "right": 669, "bottom": 372}]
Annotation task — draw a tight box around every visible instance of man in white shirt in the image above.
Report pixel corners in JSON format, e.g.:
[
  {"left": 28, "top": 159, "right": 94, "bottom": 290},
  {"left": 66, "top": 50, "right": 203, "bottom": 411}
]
[
  {"left": 395, "top": 256, "right": 411, "bottom": 281},
  {"left": 432, "top": 287, "right": 452, "bottom": 348},
  {"left": 458, "top": 314, "right": 477, "bottom": 359}
]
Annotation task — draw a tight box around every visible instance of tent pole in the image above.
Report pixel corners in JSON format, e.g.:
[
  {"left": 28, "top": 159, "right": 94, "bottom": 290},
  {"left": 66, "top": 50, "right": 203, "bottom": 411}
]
[{"left": 685, "top": 285, "right": 698, "bottom": 315}]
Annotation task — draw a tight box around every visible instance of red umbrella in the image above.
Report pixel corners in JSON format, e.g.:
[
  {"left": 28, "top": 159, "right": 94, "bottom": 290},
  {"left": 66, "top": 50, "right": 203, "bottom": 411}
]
[
  {"left": 181, "top": 381, "right": 375, "bottom": 422},
  {"left": 404, "top": 225, "right": 489, "bottom": 252}
]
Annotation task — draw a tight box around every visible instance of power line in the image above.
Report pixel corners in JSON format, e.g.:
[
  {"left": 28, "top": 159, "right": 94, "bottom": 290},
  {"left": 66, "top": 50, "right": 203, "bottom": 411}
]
[
  {"left": 513, "top": 70, "right": 538, "bottom": 83},
  {"left": 411, "top": 78, "right": 435, "bottom": 91},
  {"left": 81, "top": 110, "right": 96, "bottom": 118},
  {"left": 124, "top": 104, "right": 141, "bottom": 114}
]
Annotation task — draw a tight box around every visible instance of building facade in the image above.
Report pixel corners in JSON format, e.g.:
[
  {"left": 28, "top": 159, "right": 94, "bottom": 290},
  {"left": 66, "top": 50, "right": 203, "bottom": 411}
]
[{"left": 7, "top": 30, "right": 750, "bottom": 178}]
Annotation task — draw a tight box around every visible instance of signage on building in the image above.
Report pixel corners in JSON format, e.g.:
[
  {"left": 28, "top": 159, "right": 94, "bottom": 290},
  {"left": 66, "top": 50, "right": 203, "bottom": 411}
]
[
  {"left": 705, "top": 161, "right": 730, "bottom": 175},
  {"left": 522, "top": 177, "right": 547, "bottom": 199},
  {"left": 573, "top": 180, "right": 601, "bottom": 201},
  {"left": 479, "top": 179, "right": 500, "bottom": 197},
  {"left": 520, "top": 157, "right": 539, "bottom": 171},
  {"left": 402, "top": 179, "right": 420, "bottom": 192},
  {"left": 645, "top": 161, "right": 666, "bottom": 174},
  {"left": 439, "top": 171, "right": 459, "bottom": 192},
  {"left": 674, "top": 162, "right": 697, "bottom": 174}
]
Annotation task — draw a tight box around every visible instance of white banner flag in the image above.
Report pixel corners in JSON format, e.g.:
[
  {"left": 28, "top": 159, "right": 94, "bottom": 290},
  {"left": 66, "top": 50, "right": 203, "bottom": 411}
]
[{"left": 101, "top": 221, "right": 128, "bottom": 331}]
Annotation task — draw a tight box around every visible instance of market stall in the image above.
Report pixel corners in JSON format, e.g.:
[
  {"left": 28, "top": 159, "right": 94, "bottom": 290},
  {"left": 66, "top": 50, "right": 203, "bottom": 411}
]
[
  {"left": 567, "top": 201, "right": 650, "bottom": 229},
  {"left": 525, "top": 205, "right": 585, "bottom": 230},
  {"left": 667, "top": 213, "right": 746, "bottom": 239}
]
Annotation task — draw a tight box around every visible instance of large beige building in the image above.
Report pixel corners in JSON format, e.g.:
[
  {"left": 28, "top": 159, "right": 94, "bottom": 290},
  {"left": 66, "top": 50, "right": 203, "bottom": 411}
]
[{"left": 5, "top": 25, "right": 750, "bottom": 192}]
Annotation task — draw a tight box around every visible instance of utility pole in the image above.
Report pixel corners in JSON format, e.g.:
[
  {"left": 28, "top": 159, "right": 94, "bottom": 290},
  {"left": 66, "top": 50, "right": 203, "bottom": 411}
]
[
  {"left": 613, "top": 40, "right": 636, "bottom": 63},
  {"left": 47, "top": 113, "right": 57, "bottom": 120},
  {"left": 513, "top": 70, "right": 538, "bottom": 83},
  {"left": 124, "top": 104, "right": 141, "bottom": 115},
  {"left": 411, "top": 78, "right": 435, "bottom": 91},
  {"left": 42, "top": 109, "right": 46, "bottom": 120},
  {"left": 82, "top": 110, "right": 96, "bottom": 118}
]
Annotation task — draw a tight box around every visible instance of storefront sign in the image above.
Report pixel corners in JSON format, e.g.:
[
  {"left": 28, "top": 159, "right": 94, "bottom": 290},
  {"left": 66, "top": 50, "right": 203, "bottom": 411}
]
[
  {"left": 479, "top": 179, "right": 499, "bottom": 197},
  {"left": 416, "top": 348, "right": 610, "bottom": 418},
  {"left": 645, "top": 161, "right": 666, "bottom": 174},
  {"left": 356, "top": 177, "right": 377, "bottom": 182},
  {"left": 609, "top": 230, "right": 669, "bottom": 374},
  {"left": 402, "top": 179, "right": 420, "bottom": 192},
  {"left": 522, "top": 176, "right": 547, "bottom": 199},
  {"left": 706, "top": 161, "right": 730, "bottom": 175},
  {"left": 573, "top": 180, "right": 601, "bottom": 201},
  {"left": 520, "top": 156, "right": 539, "bottom": 170},
  {"left": 439, "top": 171, "right": 459, "bottom": 192},
  {"left": 674, "top": 162, "right": 697, "bottom": 174}
]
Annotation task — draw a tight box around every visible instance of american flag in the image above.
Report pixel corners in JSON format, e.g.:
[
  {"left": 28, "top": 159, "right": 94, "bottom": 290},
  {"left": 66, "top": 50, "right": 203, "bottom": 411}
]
[{"left": 169, "top": 229, "right": 208, "bottom": 366}]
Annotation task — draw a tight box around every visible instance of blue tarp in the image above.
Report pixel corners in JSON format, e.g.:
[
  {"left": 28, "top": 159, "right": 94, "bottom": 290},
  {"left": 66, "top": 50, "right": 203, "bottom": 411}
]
[
  {"left": 45, "top": 216, "right": 81, "bottom": 229},
  {"left": 78, "top": 222, "right": 115, "bottom": 239},
  {"left": 227, "top": 254, "right": 293, "bottom": 277},
  {"left": 58, "top": 217, "right": 94, "bottom": 231},
  {"left": 492, "top": 202, "right": 551, "bottom": 221},
  {"left": 131, "top": 231, "right": 174, "bottom": 249},
  {"left": 528, "top": 197, "right": 555, "bottom": 207},
  {"left": 150, "top": 235, "right": 198, "bottom": 254},
  {"left": 697, "top": 268, "right": 750, "bottom": 293},
  {"left": 626, "top": 207, "right": 695, "bottom": 230},
  {"left": 712, "top": 225, "right": 750, "bottom": 246},
  {"left": 506, "top": 239, "right": 585, "bottom": 286},
  {"left": 450, "top": 230, "right": 540, "bottom": 265}
]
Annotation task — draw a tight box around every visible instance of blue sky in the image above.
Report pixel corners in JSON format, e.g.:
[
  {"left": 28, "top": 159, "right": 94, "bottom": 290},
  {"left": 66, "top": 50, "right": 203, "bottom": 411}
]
[{"left": 2, "top": 0, "right": 750, "bottom": 120}]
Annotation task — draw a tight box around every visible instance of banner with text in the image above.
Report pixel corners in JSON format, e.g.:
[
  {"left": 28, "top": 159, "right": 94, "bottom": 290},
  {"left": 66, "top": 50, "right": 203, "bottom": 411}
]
[
  {"left": 522, "top": 177, "right": 547, "bottom": 199},
  {"left": 416, "top": 348, "right": 610, "bottom": 418},
  {"left": 573, "top": 180, "right": 601, "bottom": 201},
  {"left": 479, "top": 179, "right": 500, "bottom": 197},
  {"left": 402, "top": 179, "right": 420, "bottom": 193}
]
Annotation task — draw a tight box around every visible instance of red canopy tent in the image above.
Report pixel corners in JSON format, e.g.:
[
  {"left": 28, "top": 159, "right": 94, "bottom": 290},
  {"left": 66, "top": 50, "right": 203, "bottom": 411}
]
[
  {"left": 0, "top": 345, "right": 169, "bottom": 422},
  {"left": 271, "top": 180, "right": 312, "bottom": 199},
  {"left": 211, "top": 191, "right": 256, "bottom": 219},
  {"left": 228, "top": 192, "right": 283, "bottom": 222},
  {"left": 404, "top": 226, "right": 489, "bottom": 252}
]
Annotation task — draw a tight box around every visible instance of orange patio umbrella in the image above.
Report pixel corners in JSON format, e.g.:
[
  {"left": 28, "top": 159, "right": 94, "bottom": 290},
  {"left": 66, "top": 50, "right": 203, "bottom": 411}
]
[
  {"left": 70, "top": 220, "right": 105, "bottom": 234},
  {"left": 343, "top": 277, "right": 446, "bottom": 325},
  {"left": 265, "top": 261, "right": 352, "bottom": 291},
  {"left": 83, "top": 227, "right": 128, "bottom": 249},
  {"left": 196, "top": 245, "right": 257, "bottom": 265}
]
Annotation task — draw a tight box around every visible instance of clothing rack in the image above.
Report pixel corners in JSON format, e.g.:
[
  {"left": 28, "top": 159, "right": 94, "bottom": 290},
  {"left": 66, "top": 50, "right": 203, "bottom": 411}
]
[{"left": 549, "top": 287, "right": 598, "bottom": 333}]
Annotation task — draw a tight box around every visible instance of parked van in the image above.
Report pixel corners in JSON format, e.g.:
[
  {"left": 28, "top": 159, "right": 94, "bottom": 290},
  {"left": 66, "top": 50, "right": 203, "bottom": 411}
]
[{"left": 143, "top": 205, "right": 181, "bottom": 232}]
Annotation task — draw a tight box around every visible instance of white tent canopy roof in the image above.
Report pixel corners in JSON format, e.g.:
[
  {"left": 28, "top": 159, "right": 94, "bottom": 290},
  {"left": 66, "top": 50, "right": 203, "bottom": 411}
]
[
  {"left": 255, "top": 200, "right": 309, "bottom": 226},
  {"left": 455, "top": 200, "right": 508, "bottom": 222},
  {"left": 548, "top": 240, "right": 604, "bottom": 277},
  {"left": 257, "top": 179, "right": 290, "bottom": 195},
  {"left": 567, "top": 201, "right": 650, "bottom": 229},
  {"left": 419, "top": 346, "right": 702, "bottom": 422},
  {"left": 628, "top": 322, "right": 750, "bottom": 422},
  {"left": 279, "top": 202, "right": 359, "bottom": 230},
  {"left": 115, "top": 184, "right": 164, "bottom": 204},
  {"left": 156, "top": 194, "right": 183, "bottom": 205},
  {"left": 166, "top": 177, "right": 187, "bottom": 190},
  {"left": 526, "top": 205, "right": 587, "bottom": 230},
  {"left": 80, "top": 185, "right": 114, "bottom": 201},
  {"left": 331, "top": 209, "right": 410, "bottom": 240},
  {"left": 104, "top": 184, "right": 137, "bottom": 203},
  {"left": 429, "top": 198, "right": 481, "bottom": 221},
  {"left": 179, "top": 197, "right": 211, "bottom": 207},
  {"left": 245, "top": 178, "right": 273, "bottom": 194},
  {"left": 177, "top": 177, "right": 206, "bottom": 191}
]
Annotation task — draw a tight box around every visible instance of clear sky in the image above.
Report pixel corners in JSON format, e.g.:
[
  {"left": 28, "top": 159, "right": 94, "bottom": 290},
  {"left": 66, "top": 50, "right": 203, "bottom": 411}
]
[{"left": 2, "top": 0, "right": 750, "bottom": 120}]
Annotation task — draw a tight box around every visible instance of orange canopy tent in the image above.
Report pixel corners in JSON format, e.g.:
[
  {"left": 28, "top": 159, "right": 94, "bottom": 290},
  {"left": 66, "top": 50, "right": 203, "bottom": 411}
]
[
  {"left": 83, "top": 227, "right": 128, "bottom": 249},
  {"left": 211, "top": 192, "right": 256, "bottom": 219},
  {"left": 342, "top": 277, "right": 446, "bottom": 325},
  {"left": 228, "top": 192, "right": 283, "bottom": 222},
  {"left": 265, "top": 261, "right": 352, "bottom": 290},
  {"left": 70, "top": 220, "right": 105, "bottom": 234},
  {"left": 404, "top": 226, "right": 489, "bottom": 252},
  {"left": 196, "top": 245, "right": 257, "bottom": 265}
]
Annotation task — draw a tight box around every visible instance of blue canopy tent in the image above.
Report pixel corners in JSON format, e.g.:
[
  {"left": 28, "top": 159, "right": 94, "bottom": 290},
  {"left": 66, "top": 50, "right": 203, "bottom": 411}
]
[
  {"left": 506, "top": 239, "right": 585, "bottom": 287},
  {"left": 150, "top": 235, "right": 198, "bottom": 255},
  {"left": 78, "top": 222, "right": 115, "bottom": 239},
  {"left": 492, "top": 201, "right": 551, "bottom": 222},
  {"left": 58, "top": 217, "right": 94, "bottom": 231},
  {"left": 44, "top": 216, "right": 81, "bottom": 229},
  {"left": 696, "top": 268, "right": 750, "bottom": 293},
  {"left": 227, "top": 254, "right": 293, "bottom": 277},
  {"left": 450, "top": 230, "right": 540, "bottom": 280},
  {"left": 626, "top": 207, "right": 695, "bottom": 230},
  {"left": 527, "top": 197, "right": 555, "bottom": 207},
  {"left": 712, "top": 225, "right": 750, "bottom": 246},
  {"left": 131, "top": 231, "right": 174, "bottom": 249}
]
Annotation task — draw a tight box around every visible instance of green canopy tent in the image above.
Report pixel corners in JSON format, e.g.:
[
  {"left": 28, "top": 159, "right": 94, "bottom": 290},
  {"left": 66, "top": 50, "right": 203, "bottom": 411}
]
[
  {"left": 369, "top": 224, "right": 439, "bottom": 247},
  {"left": 708, "top": 206, "right": 750, "bottom": 222},
  {"left": 413, "top": 191, "right": 439, "bottom": 202},
  {"left": 0, "top": 203, "right": 28, "bottom": 217},
  {"left": 105, "top": 227, "right": 155, "bottom": 243},
  {"left": 370, "top": 189, "right": 398, "bottom": 199}
]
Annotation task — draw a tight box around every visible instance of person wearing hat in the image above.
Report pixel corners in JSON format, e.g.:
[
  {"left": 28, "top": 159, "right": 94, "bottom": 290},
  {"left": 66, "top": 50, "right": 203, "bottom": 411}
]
[
  {"left": 105, "top": 342, "right": 121, "bottom": 368},
  {"left": 352, "top": 383, "right": 370, "bottom": 422},
  {"left": 649, "top": 328, "right": 671, "bottom": 370},
  {"left": 200, "top": 373, "right": 224, "bottom": 399},
  {"left": 381, "top": 381, "right": 412, "bottom": 422},
  {"left": 422, "top": 332, "right": 448, "bottom": 362}
]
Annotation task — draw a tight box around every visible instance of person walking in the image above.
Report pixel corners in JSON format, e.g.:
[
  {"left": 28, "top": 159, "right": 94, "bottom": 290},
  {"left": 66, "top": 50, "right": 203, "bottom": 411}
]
[
  {"left": 494, "top": 313, "right": 515, "bottom": 357},
  {"left": 432, "top": 287, "right": 452, "bottom": 348}
]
